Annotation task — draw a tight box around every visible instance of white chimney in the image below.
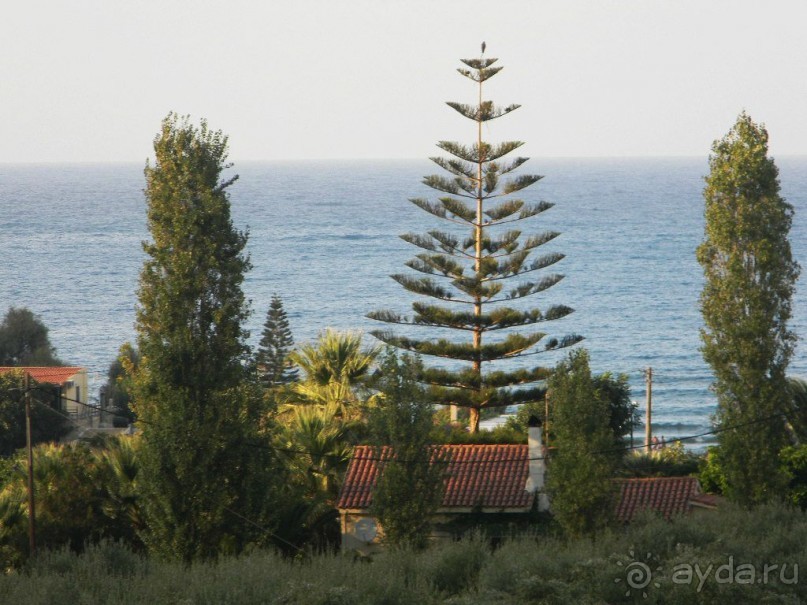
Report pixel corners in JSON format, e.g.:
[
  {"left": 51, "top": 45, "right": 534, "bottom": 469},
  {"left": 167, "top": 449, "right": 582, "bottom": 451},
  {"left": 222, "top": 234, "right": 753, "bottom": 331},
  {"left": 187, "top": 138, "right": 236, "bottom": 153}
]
[{"left": 524, "top": 415, "right": 550, "bottom": 512}]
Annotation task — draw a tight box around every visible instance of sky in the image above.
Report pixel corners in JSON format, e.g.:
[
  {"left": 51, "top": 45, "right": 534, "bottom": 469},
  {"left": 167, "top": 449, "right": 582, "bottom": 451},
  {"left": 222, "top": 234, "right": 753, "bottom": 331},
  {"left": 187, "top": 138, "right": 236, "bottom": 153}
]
[{"left": 2, "top": 0, "right": 806, "bottom": 163}]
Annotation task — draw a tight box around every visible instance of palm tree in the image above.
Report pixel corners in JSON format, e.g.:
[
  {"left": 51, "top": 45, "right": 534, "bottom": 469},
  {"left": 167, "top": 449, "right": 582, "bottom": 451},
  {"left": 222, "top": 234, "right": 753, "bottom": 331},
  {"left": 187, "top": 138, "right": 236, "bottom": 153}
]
[
  {"left": 93, "top": 436, "right": 143, "bottom": 546},
  {"left": 275, "top": 403, "right": 361, "bottom": 552},
  {"left": 287, "top": 330, "right": 379, "bottom": 416},
  {"left": 278, "top": 403, "right": 359, "bottom": 498}
]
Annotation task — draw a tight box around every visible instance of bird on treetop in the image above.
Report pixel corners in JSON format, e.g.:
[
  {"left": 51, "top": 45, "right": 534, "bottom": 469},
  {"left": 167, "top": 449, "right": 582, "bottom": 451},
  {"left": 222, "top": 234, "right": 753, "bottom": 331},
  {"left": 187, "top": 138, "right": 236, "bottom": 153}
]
[{"left": 481, "top": 41, "right": 486, "bottom": 55}]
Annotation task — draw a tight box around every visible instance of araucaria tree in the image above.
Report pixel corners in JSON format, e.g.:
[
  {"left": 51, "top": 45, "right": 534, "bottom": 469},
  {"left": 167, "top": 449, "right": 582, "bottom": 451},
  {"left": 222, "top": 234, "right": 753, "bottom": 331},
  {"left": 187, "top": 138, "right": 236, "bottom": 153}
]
[
  {"left": 133, "top": 114, "right": 274, "bottom": 560},
  {"left": 256, "top": 294, "right": 298, "bottom": 387},
  {"left": 697, "top": 112, "right": 800, "bottom": 505},
  {"left": 369, "top": 47, "right": 580, "bottom": 432}
]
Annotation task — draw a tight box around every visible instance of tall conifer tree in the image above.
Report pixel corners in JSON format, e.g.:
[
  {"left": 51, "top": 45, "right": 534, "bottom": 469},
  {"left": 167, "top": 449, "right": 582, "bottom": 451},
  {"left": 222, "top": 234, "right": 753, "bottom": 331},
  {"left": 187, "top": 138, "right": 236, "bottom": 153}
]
[
  {"left": 697, "top": 112, "right": 800, "bottom": 505},
  {"left": 133, "top": 114, "right": 273, "bottom": 560},
  {"left": 369, "top": 46, "right": 580, "bottom": 432},
  {"left": 256, "top": 294, "right": 298, "bottom": 387},
  {"left": 545, "top": 349, "right": 615, "bottom": 537}
]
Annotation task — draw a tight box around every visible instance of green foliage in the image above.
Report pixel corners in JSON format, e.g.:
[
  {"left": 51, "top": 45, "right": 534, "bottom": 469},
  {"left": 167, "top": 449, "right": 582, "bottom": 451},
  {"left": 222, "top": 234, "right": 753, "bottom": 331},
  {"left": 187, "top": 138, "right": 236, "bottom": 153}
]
[
  {"left": 698, "top": 446, "right": 729, "bottom": 495},
  {"left": 369, "top": 48, "right": 580, "bottom": 433},
  {"left": 0, "top": 306, "right": 62, "bottom": 366},
  {"left": 0, "top": 370, "right": 70, "bottom": 457},
  {"left": 700, "top": 443, "right": 807, "bottom": 511},
  {"left": 0, "top": 438, "right": 143, "bottom": 569},
  {"left": 432, "top": 422, "right": 525, "bottom": 444},
  {"left": 696, "top": 112, "right": 800, "bottom": 505},
  {"left": 593, "top": 372, "right": 638, "bottom": 441},
  {"left": 545, "top": 349, "right": 616, "bottom": 537},
  {"left": 619, "top": 442, "right": 701, "bottom": 478},
  {"left": 785, "top": 376, "right": 807, "bottom": 443},
  {"left": 278, "top": 404, "right": 357, "bottom": 499},
  {"left": 369, "top": 349, "right": 443, "bottom": 550},
  {"left": 256, "top": 294, "right": 298, "bottom": 387},
  {"left": 133, "top": 113, "right": 278, "bottom": 561},
  {"left": 286, "top": 330, "right": 379, "bottom": 415},
  {"left": 781, "top": 444, "right": 807, "bottom": 510},
  {"left": 101, "top": 342, "right": 139, "bottom": 424},
  {"left": 3, "top": 503, "right": 807, "bottom": 604},
  {"left": 506, "top": 371, "right": 638, "bottom": 445}
]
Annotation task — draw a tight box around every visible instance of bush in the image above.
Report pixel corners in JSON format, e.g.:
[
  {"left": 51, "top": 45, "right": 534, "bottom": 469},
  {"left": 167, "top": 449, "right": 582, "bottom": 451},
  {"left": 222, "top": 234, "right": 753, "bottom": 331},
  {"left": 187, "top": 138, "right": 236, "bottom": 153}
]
[
  {"left": 1, "top": 504, "right": 806, "bottom": 603},
  {"left": 699, "top": 446, "right": 729, "bottom": 494},
  {"left": 619, "top": 442, "right": 701, "bottom": 478}
]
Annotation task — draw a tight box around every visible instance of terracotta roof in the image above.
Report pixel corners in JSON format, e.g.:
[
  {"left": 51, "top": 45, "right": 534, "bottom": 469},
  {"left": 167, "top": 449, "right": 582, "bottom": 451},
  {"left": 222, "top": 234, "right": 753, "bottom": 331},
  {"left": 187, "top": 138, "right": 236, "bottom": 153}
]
[
  {"left": 337, "top": 444, "right": 534, "bottom": 511},
  {"left": 688, "top": 493, "right": 722, "bottom": 510},
  {"left": 0, "top": 367, "right": 84, "bottom": 386},
  {"left": 614, "top": 476, "right": 702, "bottom": 522}
]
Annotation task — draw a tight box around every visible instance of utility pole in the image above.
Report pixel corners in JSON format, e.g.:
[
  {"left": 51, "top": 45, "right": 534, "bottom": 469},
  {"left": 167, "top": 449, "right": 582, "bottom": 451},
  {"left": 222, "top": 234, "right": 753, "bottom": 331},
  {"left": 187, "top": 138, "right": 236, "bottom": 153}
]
[
  {"left": 644, "top": 367, "right": 653, "bottom": 456},
  {"left": 544, "top": 390, "right": 550, "bottom": 447},
  {"left": 24, "top": 372, "right": 36, "bottom": 556}
]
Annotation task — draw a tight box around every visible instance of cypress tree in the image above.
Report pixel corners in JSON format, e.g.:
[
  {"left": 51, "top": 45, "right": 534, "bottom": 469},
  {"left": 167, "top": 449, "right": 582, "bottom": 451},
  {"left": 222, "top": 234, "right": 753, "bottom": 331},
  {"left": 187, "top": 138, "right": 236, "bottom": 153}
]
[
  {"left": 697, "top": 112, "right": 800, "bottom": 505},
  {"left": 133, "top": 114, "right": 273, "bottom": 561},
  {"left": 369, "top": 46, "right": 581, "bottom": 432},
  {"left": 256, "top": 294, "right": 298, "bottom": 387}
]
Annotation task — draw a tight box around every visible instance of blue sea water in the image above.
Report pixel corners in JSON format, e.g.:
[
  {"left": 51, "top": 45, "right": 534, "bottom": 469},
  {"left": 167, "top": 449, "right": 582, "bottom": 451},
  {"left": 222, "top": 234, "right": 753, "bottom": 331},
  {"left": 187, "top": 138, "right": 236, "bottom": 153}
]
[{"left": 2, "top": 157, "right": 807, "bottom": 446}]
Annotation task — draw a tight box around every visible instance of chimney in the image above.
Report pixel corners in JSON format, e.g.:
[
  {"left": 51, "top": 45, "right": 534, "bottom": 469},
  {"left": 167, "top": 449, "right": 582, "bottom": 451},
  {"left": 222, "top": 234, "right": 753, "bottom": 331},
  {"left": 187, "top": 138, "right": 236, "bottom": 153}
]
[{"left": 524, "top": 415, "right": 550, "bottom": 512}]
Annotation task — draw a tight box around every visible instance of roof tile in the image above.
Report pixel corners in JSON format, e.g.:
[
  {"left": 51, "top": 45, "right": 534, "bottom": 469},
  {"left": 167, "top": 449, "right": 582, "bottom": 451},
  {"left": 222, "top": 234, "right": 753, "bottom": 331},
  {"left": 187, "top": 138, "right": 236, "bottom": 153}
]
[
  {"left": 614, "top": 476, "right": 701, "bottom": 522},
  {"left": 337, "top": 444, "right": 534, "bottom": 510},
  {"left": 0, "top": 367, "right": 84, "bottom": 386}
]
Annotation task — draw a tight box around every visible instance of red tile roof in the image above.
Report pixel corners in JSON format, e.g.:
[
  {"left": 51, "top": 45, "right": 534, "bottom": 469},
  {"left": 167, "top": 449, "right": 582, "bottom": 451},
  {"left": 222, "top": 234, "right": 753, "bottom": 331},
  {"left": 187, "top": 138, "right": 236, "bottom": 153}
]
[
  {"left": 688, "top": 493, "right": 722, "bottom": 510},
  {"left": 337, "top": 444, "right": 534, "bottom": 511},
  {"left": 614, "top": 476, "right": 702, "bottom": 522},
  {"left": 0, "top": 367, "right": 84, "bottom": 386}
]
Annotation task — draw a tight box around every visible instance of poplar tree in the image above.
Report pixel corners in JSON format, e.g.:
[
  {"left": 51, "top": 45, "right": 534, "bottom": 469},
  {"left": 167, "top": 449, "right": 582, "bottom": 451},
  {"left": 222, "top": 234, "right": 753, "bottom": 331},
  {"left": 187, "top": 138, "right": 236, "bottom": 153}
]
[
  {"left": 697, "top": 112, "right": 800, "bottom": 505},
  {"left": 369, "top": 46, "right": 580, "bottom": 432},
  {"left": 369, "top": 349, "right": 443, "bottom": 549},
  {"left": 545, "top": 349, "right": 615, "bottom": 536},
  {"left": 133, "top": 114, "right": 273, "bottom": 561},
  {"left": 256, "top": 294, "right": 298, "bottom": 387}
]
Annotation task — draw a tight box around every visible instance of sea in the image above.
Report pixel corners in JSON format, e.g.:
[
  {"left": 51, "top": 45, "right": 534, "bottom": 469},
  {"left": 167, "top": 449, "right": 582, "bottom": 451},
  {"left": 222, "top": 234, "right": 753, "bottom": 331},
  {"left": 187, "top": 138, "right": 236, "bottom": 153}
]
[{"left": 2, "top": 157, "right": 807, "bottom": 447}]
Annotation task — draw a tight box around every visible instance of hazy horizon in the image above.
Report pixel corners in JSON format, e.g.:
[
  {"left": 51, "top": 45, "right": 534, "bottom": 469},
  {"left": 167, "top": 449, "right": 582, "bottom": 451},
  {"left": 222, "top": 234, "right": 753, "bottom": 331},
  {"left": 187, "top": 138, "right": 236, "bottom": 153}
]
[{"left": 3, "top": 0, "right": 806, "bottom": 163}]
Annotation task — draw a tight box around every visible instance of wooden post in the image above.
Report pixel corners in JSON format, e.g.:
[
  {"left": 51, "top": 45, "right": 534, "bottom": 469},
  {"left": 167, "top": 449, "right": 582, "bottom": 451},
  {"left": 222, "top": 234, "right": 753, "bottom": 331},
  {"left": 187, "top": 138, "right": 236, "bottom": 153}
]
[
  {"left": 24, "top": 372, "right": 36, "bottom": 556},
  {"left": 644, "top": 367, "right": 653, "bottom": 455},
  {"left": 544, "top": 390, "right": 550, "bottom": 447}
]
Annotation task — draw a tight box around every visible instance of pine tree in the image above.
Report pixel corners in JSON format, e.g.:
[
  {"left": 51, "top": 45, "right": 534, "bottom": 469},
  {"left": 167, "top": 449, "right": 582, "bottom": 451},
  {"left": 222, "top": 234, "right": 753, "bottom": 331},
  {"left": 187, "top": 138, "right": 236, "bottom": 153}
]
[
  {"left": 368, "top": 46, "right": 581, "bottom": 432},
  {"left": 545, "top": 349, "right": 615, "bottom": 537},
  {"left": 256, "top": 294, "right": 298, "bottom": 387},
  {"left": 697, "top": 112, "right": 800, "bottom": 505},
  {"left": 133, "top": 114, "right": 275, "bottom": 561}
]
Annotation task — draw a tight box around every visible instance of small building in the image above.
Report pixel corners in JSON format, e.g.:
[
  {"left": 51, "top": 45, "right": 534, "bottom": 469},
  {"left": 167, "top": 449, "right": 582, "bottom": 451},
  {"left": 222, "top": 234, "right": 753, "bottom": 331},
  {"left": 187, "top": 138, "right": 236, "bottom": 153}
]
[
  {"left": 0, "top": 366, "right": 89, "bottom": 418},
  {"left": 338, "top": 422, "right": 718, "bottom": 551},
  {"left": 337, "top": 421, "right": 549, "bottom": 553},
  {"left": 614, "top": 476, "right": 713, "bottom": 522}
]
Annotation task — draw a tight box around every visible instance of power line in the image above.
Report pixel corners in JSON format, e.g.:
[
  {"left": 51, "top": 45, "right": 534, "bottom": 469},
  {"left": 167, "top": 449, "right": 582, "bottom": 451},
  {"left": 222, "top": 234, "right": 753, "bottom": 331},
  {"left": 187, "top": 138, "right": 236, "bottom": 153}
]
[
  {"left": 21, "top": 386, "right": 798, "bottom": 466},
  {"left": 222, "top": 507, "right": 305, "bottom": 555}
]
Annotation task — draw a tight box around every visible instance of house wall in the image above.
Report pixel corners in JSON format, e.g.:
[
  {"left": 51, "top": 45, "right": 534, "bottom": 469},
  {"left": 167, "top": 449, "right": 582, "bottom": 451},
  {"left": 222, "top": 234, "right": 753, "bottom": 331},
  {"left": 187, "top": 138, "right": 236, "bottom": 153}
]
[
  {"left": 341, "top": 512, "right": 384, "bottom": 554},
  {"left": 340, "top": 509, "right": 531, "bottom": 553},
  {"left": 62, "top": 370, "right": 88, "bottom": 416}
]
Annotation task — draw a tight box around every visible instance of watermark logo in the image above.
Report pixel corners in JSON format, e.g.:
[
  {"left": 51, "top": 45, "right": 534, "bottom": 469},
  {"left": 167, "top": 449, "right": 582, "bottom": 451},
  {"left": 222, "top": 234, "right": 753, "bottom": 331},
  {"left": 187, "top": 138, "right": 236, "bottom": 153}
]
[
  {"left": 614, "top": 550, "right": 662, "bottom": 598},
  {"left": 670, "top": 556, "right": 798, "bottom": 592},
  {"left": 615, "top": 550, "right": 799, "bottom": 595}
]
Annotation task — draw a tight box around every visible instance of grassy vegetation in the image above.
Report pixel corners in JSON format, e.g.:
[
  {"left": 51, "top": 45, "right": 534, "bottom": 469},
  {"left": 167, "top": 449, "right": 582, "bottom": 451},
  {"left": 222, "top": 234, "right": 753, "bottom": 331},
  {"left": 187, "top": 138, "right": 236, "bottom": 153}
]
[{"left": 2, "top": 503, "right": 804, "bottom": 604}]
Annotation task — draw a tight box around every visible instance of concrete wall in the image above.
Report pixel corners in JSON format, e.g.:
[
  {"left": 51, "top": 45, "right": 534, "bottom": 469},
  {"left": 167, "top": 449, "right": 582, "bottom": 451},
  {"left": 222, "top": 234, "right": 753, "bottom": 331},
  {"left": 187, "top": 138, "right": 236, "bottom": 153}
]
[{"left": 62, "top": 370, "right": 88, "bottom": 416}]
